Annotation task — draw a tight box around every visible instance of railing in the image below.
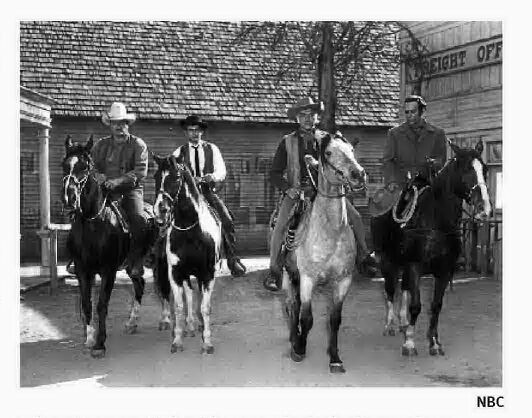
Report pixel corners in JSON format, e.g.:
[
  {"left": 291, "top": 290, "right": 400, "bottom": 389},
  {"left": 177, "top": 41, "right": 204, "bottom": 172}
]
[
  {"left": 460, "top": 218, "right": 502, "bottom": 279},
  {"left": 37, "top": 223, "right": 71, "bottom": 293}
]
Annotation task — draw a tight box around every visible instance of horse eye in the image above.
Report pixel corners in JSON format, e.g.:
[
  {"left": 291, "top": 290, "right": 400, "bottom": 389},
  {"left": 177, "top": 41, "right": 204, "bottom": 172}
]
[{"left": 325, "top": 151, "right": 332, "bottom": 156}]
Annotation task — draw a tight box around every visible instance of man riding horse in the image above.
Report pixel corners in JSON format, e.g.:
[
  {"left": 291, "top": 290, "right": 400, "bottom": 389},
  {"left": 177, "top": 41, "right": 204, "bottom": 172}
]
[
  {"left": 67, "top": 102, "right": 151, "bottom": 279},
  {"left": 370, "top": 94, "right": 447, "bottom": 244},
  {"left": 172, "top": 115, "right": 247, "bottom": 277},
  {"left": 263, "top": 97, "right": 377, "bottom": 292}
]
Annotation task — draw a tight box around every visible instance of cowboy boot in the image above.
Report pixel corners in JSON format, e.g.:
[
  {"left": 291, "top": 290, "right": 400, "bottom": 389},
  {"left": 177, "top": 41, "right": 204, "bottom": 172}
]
[{"left": 223, "top": 234, "right": 246, "bottom": 277}]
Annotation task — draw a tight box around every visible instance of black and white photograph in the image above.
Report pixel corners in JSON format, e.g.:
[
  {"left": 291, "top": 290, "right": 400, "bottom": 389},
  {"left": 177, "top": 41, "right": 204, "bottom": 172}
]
[{"left": 5, "top": 2, "right": 527, "bottom": 417}]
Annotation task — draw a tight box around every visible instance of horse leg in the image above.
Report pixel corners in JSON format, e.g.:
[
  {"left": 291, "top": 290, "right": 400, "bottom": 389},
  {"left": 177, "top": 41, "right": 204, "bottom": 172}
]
[
  {"left": 125, "top": 275, "right": 145, "bottom": 334},
  {"left": 78, "top": 270, "right": 96, "bottom": 348},
  {"left": 169, "top": 269, "right": 186, "bottom": 353},
  {"left": 292, "top": 273, "right": 314, "bottom": 362},
  {"left": 401, "top": 264, "right": 422, "bottom": 357},
  {"left": 382, "top": 258, "right": 400, "bottom": 336},
  {"left": 327, "top": 275, "right": 352, "bottom": 373},
  {"left": 200, "top": 276, "right": 216, "bottom": 354},
  {"left": 398, "top": 269, "right": 410, "bottom": 332},
  {"left": 153, "top": 256, "right": 171, "bottom": 331},
  {"left": 91, "top": 269, "right": 117, "bottom": 358},
  {"left": 427, "top": 270, "right": 451, "bottom": 356},
  {"left": 183, "top": 279, "right": 197, "bottom": 337},
  {"left": 285, "top": 268, "right": 301, "bottom": 349}
]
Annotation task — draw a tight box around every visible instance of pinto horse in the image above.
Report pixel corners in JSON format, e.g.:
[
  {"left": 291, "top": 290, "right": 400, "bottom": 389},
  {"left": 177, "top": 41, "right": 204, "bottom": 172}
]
[
  {"left": 371, "top": 140, "right": 492, "bottom": 356},
  {"left": 153, "top": 154, "right": 222, "bottom": 354},
  {"left": 61, "top": 135, "right": 157, "bottom": 358},
  {"left": 283, "top": 132, "right": 366, "bottom": 373}
]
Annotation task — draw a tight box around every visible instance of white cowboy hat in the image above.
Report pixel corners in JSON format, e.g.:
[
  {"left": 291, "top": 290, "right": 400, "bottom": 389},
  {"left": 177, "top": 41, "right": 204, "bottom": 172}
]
[{"left": 101, "top": 102, "right": 136, "bottom": 126}]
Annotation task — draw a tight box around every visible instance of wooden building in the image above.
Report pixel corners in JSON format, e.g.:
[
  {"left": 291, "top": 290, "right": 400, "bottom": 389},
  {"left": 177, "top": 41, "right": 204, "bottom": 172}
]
[
  {"left": 19, "top": 21, "right": 400, "bottom": 261},
  {"left": 400, "top": 21, "right": 502, "bottom": 276}
]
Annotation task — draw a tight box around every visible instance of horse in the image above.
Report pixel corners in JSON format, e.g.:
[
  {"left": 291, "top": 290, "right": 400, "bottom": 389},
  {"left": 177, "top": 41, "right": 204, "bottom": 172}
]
[
  {"left": 61, "top": 135, "right": 158, "bottom": 358},
  {"left": 153, "top": 154, "right": 222, "bottom": 354},
  {"left": 370, "top": 139, "right": 492, "bottom": 356},
  {"left": 282, "top": 132, "right": 367, "bottom": 373}
]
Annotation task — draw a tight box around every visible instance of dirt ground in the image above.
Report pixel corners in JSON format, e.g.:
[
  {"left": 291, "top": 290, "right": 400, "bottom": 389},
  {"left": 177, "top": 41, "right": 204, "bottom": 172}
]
[{"left": 20, "top": 258, "right": 501, "bottom": 387}]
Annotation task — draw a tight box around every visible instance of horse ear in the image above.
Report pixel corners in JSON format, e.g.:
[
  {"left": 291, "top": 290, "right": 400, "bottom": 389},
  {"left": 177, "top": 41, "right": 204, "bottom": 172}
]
[
  {"left": 65, "top": 135, "right": 73, "bottom": 150},
  {"left": 448, "top": 138, "right": 460, "bottom": 155},
  {"left": 474, "top": 139, "right": 484, "bottom": 155},
  {"left": 152, "top": 152, "right": 162, "bottom": 166},
  {"left": 85, "top": 134, "right": 94, "bottom": 151}
]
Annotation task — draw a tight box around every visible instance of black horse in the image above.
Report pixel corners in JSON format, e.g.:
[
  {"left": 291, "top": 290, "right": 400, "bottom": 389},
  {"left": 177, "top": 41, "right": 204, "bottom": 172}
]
[
  {"left": 371, "top": 140, "right": 492, "bottom": 356},
  {"left": 153, "top": 154, "right": 222, "bottom": 354},
  {"left": 61, "top": 135, "right": 158, "bottom": 358}
]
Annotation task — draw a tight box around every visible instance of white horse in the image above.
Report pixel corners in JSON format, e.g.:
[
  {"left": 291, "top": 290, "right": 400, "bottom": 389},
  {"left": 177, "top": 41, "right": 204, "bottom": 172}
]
[{"left": 283, "top": 132, "right": 366, "bottom": 373}]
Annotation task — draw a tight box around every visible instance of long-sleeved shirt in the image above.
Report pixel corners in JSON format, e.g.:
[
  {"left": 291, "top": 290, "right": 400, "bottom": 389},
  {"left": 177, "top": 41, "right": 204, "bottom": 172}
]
[
  {"left": 383, "top": 120, "right": 447, "bottom": 186},
  {"left": 270, "top": 130, "right": 319, "bottom": 192},
  {"left": 172, "top": 140, "right": 226, "bottom": 182},
  {"left": 91, "top": 134, "right": 148, "bottom": 190}
]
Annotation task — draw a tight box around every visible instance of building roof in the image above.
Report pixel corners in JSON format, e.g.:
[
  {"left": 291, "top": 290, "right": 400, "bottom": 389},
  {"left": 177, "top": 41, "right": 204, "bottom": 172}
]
[{"left": 20, "top": 21, "right": 400, "bottom": 127}]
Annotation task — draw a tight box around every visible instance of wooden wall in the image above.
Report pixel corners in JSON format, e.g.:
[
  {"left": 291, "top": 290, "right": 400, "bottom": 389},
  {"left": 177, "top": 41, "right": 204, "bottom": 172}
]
[
  {"left": 19, "top": 119, "right": 388, "bottom": 261},
  {"left": 402, "top": 21, "right": 502, "bottom": 212}
]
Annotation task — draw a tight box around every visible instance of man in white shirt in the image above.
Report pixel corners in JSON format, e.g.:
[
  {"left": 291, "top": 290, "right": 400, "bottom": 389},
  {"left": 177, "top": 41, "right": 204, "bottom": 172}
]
[{"left": 173, "top": 115, "right": 246, "bottom": 277}]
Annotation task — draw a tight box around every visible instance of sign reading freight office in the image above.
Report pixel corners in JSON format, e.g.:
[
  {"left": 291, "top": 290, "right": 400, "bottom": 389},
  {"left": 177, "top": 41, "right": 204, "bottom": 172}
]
[{"left": 406, "top": 36, "right": 502, "bottom": 81}]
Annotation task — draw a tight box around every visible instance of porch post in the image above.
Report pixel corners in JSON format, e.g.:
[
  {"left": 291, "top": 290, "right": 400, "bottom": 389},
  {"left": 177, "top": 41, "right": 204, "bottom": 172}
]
[{"left": 38, "top": 127, "right": 51, "bottom": 275}]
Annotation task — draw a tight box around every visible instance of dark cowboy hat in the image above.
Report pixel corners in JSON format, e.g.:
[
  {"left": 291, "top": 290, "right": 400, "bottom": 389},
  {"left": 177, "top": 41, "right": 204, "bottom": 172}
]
[
  {"left": 287, "top": 97, "right": 324, "bottom": 120},
  {"left": 368, "top": 183, "right": 403, "bottom": 217},
  {"left": 180, "top": 115, "right": 208, "bottom": 130}
]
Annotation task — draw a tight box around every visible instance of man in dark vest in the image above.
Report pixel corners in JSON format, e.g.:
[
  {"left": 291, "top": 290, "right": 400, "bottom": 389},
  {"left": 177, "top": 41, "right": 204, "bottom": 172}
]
[
  {"left": 172, "top": 115, "right": 247, "bottom": 277},
  {"left": 92, "top": 102, "right": 150, "bottom": 279},
  {"left": 263, "top": 97, "right": 377, "bottom": 292}
]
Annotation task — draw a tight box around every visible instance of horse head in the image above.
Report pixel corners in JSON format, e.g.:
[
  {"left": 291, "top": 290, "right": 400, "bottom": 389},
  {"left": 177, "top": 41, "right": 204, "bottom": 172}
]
[
  {"left": 318, "top": 131, "right": 366, "bottom": 191},
  {"left": 61, "top": 134, "right": 95, "bottom": 213},
  {"left": 153, "top": 153, "right": 199, "bottom": 227},
  {"left": 447, "top": 139, "right": 492, "bottom": 219}
]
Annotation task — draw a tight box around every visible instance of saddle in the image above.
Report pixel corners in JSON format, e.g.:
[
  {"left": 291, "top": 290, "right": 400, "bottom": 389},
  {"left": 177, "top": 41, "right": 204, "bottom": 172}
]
[{"left": 106, "top": 198, "right": 155, "bottom": 235}]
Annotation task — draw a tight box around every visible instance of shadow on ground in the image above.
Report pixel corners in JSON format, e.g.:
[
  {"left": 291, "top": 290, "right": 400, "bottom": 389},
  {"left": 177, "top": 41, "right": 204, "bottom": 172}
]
[{"left": 20, "top": 266, "right": 502, "bottom": 387}]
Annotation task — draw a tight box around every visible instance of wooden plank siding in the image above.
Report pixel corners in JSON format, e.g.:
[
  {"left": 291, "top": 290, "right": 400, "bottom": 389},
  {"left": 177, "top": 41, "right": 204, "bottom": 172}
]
[
  {"left": 401, "top": 21, "right": 502, "bottom": 277},
  {"left": 20, "top": 119, "right": 388, "bottom": 261}
]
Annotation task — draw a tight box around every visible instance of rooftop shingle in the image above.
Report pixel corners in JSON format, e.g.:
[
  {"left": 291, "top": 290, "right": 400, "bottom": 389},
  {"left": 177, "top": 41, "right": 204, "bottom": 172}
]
[{"left": 20, "top": 21, "right": 400, "bottom": 126}]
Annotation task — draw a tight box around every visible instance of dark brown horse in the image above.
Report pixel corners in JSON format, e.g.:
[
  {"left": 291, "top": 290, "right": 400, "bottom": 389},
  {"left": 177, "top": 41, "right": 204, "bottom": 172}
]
[
  {"left": 61, "top": 135, "right": 158, "bottom": 358},
  {"left": 371, "top": 140, "right": 492, "bottom": 356}
]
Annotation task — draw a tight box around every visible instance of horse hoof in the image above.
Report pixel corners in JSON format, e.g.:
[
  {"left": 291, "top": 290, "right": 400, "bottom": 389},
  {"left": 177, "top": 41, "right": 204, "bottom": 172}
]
[
  {"left": 90, "top": 348, "right": 106, "bottom": 359},
  {"left": 383, "top": 328, "right": 396, "bottom": 336},
  {"left": 184, "top": 330, "right": 195, "bottom": 338},
  {"left": 329, "top": 363, "right": 346, "bottom": 374},
  {"left": 201, "top": 345, "right": 215, "bottom": 354},
  {"left": 401, "top": 346, "right": 418, "bottom": 357},
  {"left": 125, "top": 324, "right": 138, "bottom": 334},
  {"left": 290, "top": 349, "right": 305, "bottom": 363},
  {"left": 170, "top": 343, "right": 184, "bottom": 353},
  {"left": 158, "top": 322, "right": 171, "bottom": 331}
]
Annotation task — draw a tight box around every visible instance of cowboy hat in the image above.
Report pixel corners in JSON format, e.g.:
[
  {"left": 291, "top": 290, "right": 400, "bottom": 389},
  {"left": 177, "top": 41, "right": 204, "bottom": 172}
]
[
  {"left": 101, "top": 102, "right": 136, "bottom": 126},
  {"left": 368, "top": 183, "right": 402, "bottom": 217},
  {"left": 180, "top": 115, "right": 208, "bottom": 130},
  {"left": 287, "top": 97, "right": 324, "bottom": 120}
]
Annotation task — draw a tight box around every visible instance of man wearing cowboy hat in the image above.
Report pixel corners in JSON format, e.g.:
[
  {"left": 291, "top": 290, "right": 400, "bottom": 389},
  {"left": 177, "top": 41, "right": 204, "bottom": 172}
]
[
  {"left": 90, "top": 102, "right": 150, "bottom": 279},
  {"left": 263, "top": 97, "right": 377, "bottom": 292},
  {"left": 172, "top": 115, "right": 247, "bottom": 277}
]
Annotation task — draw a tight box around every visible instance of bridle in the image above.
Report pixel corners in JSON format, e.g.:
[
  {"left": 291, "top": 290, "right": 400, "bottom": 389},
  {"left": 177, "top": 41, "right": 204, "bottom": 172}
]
[
  {"left": 62, "top": 156, "right": 108, "bottom": 221},
  {"left": 308, "top": 138, "right": 366, "bottom": 198},
  {"left": 156, "top": 167, "right": 199, "bottom": 232}
]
